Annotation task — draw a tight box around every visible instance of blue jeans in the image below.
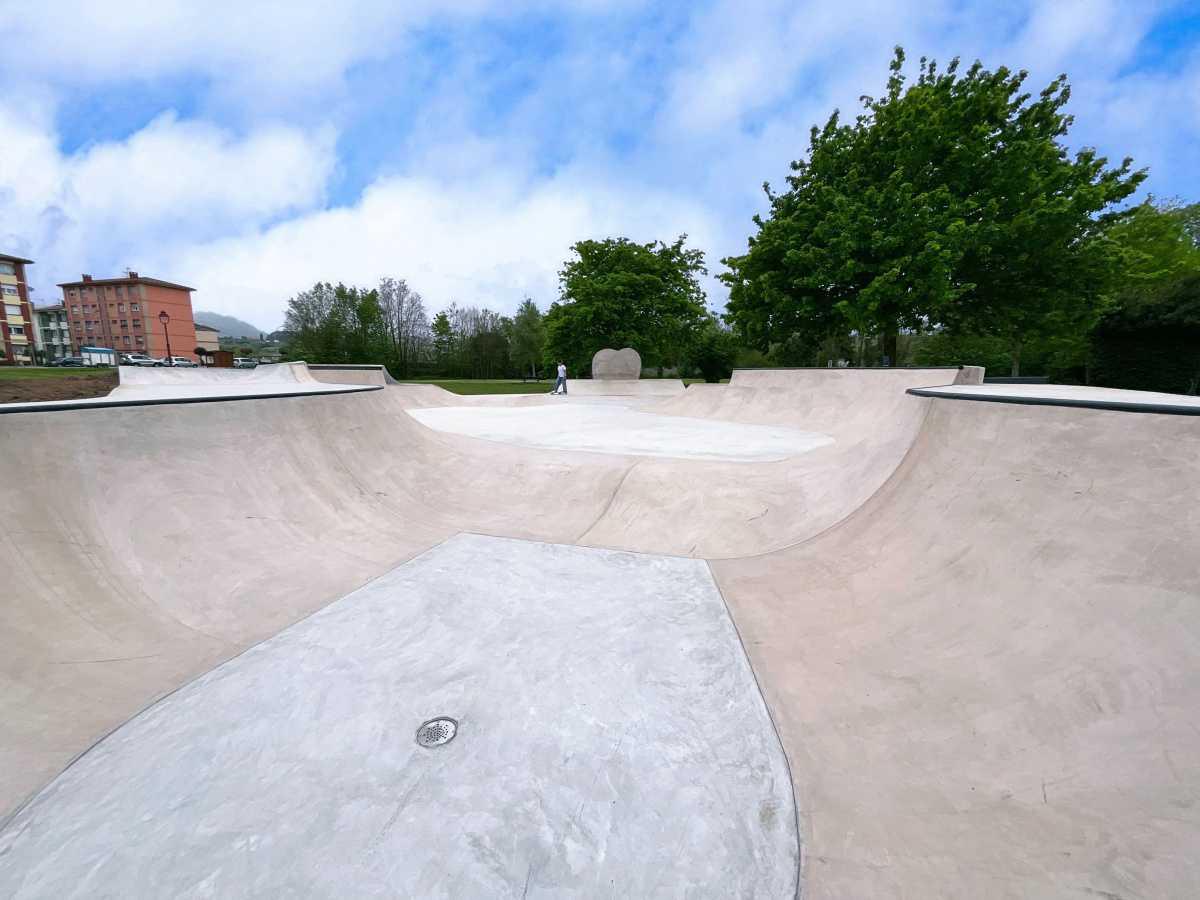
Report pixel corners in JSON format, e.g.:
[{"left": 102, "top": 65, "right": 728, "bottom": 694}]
[{"left": 553, "top": 376, "right": 567, "bottom": 394}]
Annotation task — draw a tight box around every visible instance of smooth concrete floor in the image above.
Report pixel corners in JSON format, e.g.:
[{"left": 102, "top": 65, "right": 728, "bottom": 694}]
[
  {"left": 0, "top": 534, "right": 798, "bottom": 899},
  {"left": 407, "top": 400, "right": 834, "bottom": 461}
]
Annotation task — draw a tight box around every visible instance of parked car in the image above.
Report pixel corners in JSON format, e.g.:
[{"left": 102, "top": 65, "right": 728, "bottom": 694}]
[
  {"left": 122, "top": 354, "right": 162, "bottom": 367},
  {"left": 233, "top": 358, "right": 258, "bottom": 369},
  {"left": 57, "top": 356, "right": 87, "bottom": 367},
  {"left": 166, "top": 356, "right": 199, "bottom": 367}
]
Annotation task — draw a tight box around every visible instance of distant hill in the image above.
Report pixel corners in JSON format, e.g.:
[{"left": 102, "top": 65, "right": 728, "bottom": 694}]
[{"left": 194, "top": 311, "right": 264, "bottom": 339}]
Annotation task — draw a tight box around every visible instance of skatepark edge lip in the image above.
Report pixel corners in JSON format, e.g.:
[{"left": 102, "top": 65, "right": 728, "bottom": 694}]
[
  {"left": 907, "top": 386, "right": 1200, "bottom": 415},
  {"left": 0, "top": 384, "right": 382, "bottom": 414}
]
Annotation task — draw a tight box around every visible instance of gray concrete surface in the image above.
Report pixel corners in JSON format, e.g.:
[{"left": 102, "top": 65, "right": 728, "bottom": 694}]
[
  {"left": 407, "top": 399, "right": 835, "bottom": 461},
  {"left": 0, "top": 362, "right": 378, "bottom": 413},
  {"left": 2, "top": 363, "right": 1198, "bottom": 898},
  {"left": 0, "top": 534, "right": 798, "bottom": 898},
  {"left": 557, "top": 378, "right": 685, "bottom": 397},
  {"left": 714, "top": 398, "right": 1200, "bottom": 899},
  {"left": 911, "top": 381, "right": 1200, "bottom": 412}
]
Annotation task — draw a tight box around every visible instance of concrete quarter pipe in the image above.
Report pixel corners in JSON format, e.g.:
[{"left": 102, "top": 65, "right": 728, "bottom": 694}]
[{"left": 0, "top": 364, "right": 1197, "bottom": 898}]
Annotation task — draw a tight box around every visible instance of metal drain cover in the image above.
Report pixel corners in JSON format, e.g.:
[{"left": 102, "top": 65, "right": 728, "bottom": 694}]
[{"left": 415, "top": 717, "right": 458, "bottom": 748}]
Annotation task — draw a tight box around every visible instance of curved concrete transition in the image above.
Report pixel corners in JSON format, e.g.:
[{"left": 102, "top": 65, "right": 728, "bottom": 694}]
[
  {"left": 0, "top": 361, "right": 379, "bottom": 413},
  {"left": 2, "top": 363, "right": 1199, "bottom": 898}
]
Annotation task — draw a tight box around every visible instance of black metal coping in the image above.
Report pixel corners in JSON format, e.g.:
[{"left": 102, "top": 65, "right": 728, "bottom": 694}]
[
  {"left": 0, "top": 385, "right": 383, "bottom": 415},
  {"left": 306, "top": 364, "right": 387, "bottom": 370},
  {"left": 907, "top": 387, "right": 1200, "bottom": 416},
  {"left": 733, "top": 365, "right": 965, "bottom": 371}
]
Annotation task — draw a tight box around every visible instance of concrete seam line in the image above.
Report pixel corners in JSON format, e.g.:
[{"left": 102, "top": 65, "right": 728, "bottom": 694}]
[
  {"left": 573, "top": 458, "right": 642, "bottom": 546},
  {"left": 705, "top": 558, "right": 804, "bottom": 900},
  {"left": 0, "top": 530, "right": 461, "bottom": 833}
]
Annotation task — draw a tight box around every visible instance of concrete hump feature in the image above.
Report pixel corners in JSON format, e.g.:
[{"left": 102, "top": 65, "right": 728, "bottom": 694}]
[
  {"left": 2, "top": 362, "right": 1199, "bottom": 898},
  {"left": 591, "top": 346, "right": 641, "bottom": 379}
]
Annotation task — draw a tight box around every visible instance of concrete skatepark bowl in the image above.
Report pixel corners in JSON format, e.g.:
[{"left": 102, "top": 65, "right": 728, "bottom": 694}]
[{"left": 1, "top": 362, "right": 1198, "bottom": 898}]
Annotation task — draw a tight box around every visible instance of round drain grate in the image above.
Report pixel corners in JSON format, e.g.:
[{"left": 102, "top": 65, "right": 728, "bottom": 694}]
[{"left": 415, "top": 717, "right": 458, "bottom": 748}]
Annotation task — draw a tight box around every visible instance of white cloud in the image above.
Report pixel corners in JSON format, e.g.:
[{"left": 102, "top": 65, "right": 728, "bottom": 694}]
[
  {"left": 2, "top": 0, "right": 1195, "bottom": 332},
  {"left": 3, "top": 0, "right": 640, "bottom": 106},
  {"left": 0, "top": 101, "right": 334, "bottom": 301},
  {"left": 165, "top": 165, "right": 724, "bottom": 330}
]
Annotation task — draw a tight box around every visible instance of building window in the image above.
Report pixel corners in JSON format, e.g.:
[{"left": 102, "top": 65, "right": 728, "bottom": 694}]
[
  {"left": 4, "top": 304, "right": 20, "bottom": 318},
  {"left": 0, "top": 262, "right": 15, "bottom": 275},
  {"left": 71, "top": 305, "right": 80, "bottom": 314},
  {"left": 118, "top": 303, "right": 125, "bottom": 313},
  {"left": 120, "top": 320, "right": 128, "bottom": 328},
  {"left": 122, "top": 336, "right": 131, "bottom": 345},
  {"left": 10, "top": 325, "right": 24, "bottom": 335},
  {"left": 135, "top": 336, "right": 144, "bottom": 345},
  {"left": 111, "top": 320, "right": 118, "bottom": 327},
  {"left": 132, "top": 319, "right": 141, "bottom": 328},
  {"left": 131, "top": 302, "right": 140, "bottom": 311},
  {"left": 1, "top": 284, "right": 18, "bottom": 297},
  {"left": 115, "top": 286, "right": 124, "bottom": 298}
]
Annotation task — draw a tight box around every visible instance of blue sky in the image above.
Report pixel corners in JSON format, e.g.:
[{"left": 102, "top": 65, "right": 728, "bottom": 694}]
[{"left": 1, "top": 0, "right": 1197, "bottom": 330}]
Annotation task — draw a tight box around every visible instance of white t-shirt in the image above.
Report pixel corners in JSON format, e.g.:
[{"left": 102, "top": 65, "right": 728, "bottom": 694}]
[{"left": 557, "top": 364, "right": 566, "bottom": 378}]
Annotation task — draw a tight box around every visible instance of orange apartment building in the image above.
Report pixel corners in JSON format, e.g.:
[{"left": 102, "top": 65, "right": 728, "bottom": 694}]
[
  {"left": 0, "top": 253, "right": 36, "bottom": 366},
  {"left": 59, "top": 272, "right": 197, "bottom": 361}
]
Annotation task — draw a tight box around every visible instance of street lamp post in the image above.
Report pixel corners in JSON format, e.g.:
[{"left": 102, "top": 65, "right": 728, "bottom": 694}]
[{"left": 158, "top": 310, "right": 172, "bottom": 365}]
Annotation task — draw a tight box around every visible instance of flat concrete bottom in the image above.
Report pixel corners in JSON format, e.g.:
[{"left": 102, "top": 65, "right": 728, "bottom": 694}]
[
  {"left": 407, "top": 400, "right": 834, "bottom": 461},
  {"left": 0, "top": 534, "right": 797, "bottom": 898}
]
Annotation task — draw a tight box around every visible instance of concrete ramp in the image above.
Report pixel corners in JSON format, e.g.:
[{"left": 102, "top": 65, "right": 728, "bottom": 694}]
[
  {"left": 1, "top": 364, "right": 1198, "bottom": 898},
  {"left": 0, "top": 362, "right": 378, "bottom": 412},
  {"left": 561, "top": 377, "right": 685, "bottom": 397},
  {"left": 713, "top": 394, "right": 1200, "bottom": 899}
]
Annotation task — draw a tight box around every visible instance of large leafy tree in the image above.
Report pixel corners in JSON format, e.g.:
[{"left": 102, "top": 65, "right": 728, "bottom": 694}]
[
  {"left": 1088, "top": 199, "right": 1200, "bottom": 393},
  {"left": 722, "top": 48, "right": 1145, "bottom": 374},
  {"left": 545, "top": 236, "right": 708, "bottom": 372},
  {"left": 509, "top": 297, "right": 546, "bottom": 377}
]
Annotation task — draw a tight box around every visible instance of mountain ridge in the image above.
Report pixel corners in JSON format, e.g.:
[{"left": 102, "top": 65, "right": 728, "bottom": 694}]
[{"left": 194, "top": 311, "right": 264, "bottom": 339}]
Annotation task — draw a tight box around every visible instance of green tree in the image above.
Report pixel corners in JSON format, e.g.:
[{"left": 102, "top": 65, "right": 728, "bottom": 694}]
[
  {"left": 1088, "top": 200, "right": 1200, "bottom": 393},
  {"left": 430, "top": 310, "right": 453, "bottom": 374},
  {"left": 1106, "top": 199, "right": 1200, "bottom": 303},
  {"left": 688, "top": 318, "right": 739, "bottom": 382},
  {"left": 722, "top": 47, "right": 1145, "bottom": 375},
  {"left": 509, "top": 297, "right": 546, "bottom": 378},
  {"left": 545, "top": 235, "right": 709, "bottom": 373}
]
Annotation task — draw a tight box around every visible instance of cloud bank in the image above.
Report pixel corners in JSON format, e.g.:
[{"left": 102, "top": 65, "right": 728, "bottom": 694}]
[{"left": 1, "top": 0, "right": 1195, "bottom": 328}]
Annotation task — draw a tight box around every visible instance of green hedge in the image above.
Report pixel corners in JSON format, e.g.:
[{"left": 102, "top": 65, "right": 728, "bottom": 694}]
[{"left": 1091, "top": 323, "right": 1200, "bottom": 394}]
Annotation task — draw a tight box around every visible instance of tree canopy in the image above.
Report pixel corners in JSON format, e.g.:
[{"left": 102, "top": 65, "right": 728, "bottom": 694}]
[
  {"left": 509, "top": 297, "right": 546, "bottom": 377},
  {"left": 721, "top": 47, "right": 1145, "bottom": 374},
  {"left": 544, "top": 236, "right": 709, "bottom": 373}
]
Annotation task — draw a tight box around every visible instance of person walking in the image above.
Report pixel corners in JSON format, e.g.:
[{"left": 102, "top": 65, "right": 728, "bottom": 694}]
[{"left": 551, "top": 361, "right": 568, "bottom": 395}]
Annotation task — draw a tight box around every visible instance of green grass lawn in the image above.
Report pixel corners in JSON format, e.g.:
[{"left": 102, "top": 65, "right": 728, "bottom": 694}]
[{"left": 0, "top": 366, "right": 114, "bottom": 381}]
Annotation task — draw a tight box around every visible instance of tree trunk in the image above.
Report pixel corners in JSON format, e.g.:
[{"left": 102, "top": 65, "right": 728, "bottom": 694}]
[
  {"left": 1010, "top": 341, "right": 1022, "bottom": 377},
  {"left": 882, "top": 329, "right": 898, "bottom": 367}
]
